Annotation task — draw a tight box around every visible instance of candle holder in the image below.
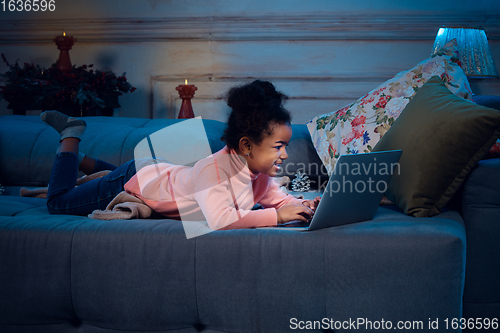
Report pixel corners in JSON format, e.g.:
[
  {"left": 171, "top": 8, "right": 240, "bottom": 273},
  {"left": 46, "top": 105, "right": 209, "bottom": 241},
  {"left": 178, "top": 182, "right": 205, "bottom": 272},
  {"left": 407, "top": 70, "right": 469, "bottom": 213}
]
[
  {"left": 53, "top": 33, "right": 76, "bottom": 73},
  {"left": 175, "top": 82, "right": 198, "bottom": 119}
]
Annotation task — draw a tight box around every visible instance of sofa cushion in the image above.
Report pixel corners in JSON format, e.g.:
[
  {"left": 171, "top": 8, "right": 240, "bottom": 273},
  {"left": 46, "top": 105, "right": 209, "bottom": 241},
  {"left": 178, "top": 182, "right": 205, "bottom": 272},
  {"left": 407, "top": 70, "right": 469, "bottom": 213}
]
[
  {"left": 306, "top": 39, "right": 473, "bottom": 176},
  {"left": 70, "top": 219, "right": 199, "bottom": 331},
  {"left": 0, "top": 196, "right": 48, "bottom": 216},
  {"left": 373, "top": 76, "right": 500, "bottom": 217},
  {"left": 195, "top": 206, "right": 466, "bottom": 332},
  {"left": 0, "top": 215, "right": 86, "bottom": 326}
]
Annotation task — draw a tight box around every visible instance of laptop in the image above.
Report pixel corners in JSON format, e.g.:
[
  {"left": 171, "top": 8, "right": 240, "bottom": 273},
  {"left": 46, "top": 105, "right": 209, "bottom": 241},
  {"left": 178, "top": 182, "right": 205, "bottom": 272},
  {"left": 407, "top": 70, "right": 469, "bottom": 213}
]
[{"left": 282, "top": 150, "right": 402, "bottom": 231}]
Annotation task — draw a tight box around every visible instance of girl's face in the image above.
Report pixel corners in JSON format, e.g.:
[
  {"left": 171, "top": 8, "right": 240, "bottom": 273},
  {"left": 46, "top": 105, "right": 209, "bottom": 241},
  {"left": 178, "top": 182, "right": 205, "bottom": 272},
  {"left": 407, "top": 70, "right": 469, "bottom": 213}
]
[{"left": 246, "top": 123, "right": 292, "bottom": 177}]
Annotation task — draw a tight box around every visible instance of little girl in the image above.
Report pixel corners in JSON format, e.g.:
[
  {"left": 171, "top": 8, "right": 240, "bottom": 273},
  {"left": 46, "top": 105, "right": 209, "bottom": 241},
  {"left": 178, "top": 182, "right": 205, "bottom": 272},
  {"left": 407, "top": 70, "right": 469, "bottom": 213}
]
[{"left": 42, "top": 80, "right": 320, "bottom": 230}]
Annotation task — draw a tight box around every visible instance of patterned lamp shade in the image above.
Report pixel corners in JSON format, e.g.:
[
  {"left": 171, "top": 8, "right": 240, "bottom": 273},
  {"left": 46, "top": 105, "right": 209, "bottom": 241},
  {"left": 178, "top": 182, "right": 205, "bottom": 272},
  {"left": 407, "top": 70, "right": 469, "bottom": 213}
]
[{"left": 432, "top": 26, "right": 499, "bottom": 78}]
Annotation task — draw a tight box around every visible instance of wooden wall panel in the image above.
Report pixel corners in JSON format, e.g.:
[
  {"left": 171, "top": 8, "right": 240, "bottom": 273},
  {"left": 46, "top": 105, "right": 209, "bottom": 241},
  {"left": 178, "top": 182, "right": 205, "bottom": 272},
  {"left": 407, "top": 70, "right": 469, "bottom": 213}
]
[{"left": 1, "top": 4, "right": 499, "bottom": 122}]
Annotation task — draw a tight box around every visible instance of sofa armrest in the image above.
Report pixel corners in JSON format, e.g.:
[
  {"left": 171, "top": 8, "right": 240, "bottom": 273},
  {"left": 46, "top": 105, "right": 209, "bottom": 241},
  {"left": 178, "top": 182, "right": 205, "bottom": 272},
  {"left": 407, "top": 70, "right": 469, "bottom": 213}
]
[
  {"left": 461, "top": 157, "right": 500, "bottom": 208},
  {"left": 459, "top": 157, "right": 500, "bottom": 321},
  {"left": 473, "top": 95, "right": 500, "bottom": 111}
]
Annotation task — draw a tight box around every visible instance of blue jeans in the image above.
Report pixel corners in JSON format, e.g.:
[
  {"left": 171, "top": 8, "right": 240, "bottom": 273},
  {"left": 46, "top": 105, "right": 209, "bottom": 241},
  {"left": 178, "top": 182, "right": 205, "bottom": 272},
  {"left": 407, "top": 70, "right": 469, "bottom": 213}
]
[{"left": 46, "top": 152, "right": 136, "bottom": 216}]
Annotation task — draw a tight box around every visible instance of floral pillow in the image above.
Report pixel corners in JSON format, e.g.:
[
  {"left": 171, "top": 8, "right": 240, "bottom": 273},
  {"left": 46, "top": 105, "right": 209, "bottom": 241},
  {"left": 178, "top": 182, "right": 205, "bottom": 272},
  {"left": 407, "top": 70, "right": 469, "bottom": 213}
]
[{"left": 307, "top": 39, "right": 474, "bottom": 175}]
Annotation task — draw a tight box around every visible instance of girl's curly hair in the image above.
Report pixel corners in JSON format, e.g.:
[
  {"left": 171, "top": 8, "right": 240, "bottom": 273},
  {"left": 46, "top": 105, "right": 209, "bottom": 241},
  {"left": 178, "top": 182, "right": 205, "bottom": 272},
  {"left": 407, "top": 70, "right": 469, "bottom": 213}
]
[{"left": 222, "top": 80, "right": 291, "bottom": 150}]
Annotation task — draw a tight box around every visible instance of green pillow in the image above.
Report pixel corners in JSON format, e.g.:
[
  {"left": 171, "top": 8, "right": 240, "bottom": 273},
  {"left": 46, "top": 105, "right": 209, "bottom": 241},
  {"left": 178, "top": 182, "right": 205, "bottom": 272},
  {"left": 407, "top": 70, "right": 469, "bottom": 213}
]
[{"left": 373, "top": 75, "right": 500, "bottom": 217}]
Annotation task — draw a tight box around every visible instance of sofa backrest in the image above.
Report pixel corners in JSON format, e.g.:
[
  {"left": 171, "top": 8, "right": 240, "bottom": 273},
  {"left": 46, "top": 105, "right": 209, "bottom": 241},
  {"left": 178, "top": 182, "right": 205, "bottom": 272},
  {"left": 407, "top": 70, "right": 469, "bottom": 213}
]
[
  {"left": 0, "top": 115, "right": 325, "bottom": 188},
  {"left": 0, "top": 116, "right": 225, "bottom": 187}
]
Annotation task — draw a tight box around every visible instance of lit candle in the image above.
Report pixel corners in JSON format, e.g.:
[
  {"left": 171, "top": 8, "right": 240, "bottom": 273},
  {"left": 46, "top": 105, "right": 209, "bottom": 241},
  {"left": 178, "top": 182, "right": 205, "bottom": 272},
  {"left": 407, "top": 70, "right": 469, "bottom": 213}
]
[
  {"left": 176, "top": 80, "right": 197, "bottom": 119},
  {"left": 53, "top": 32, "right": 76, "bottom": 73}
]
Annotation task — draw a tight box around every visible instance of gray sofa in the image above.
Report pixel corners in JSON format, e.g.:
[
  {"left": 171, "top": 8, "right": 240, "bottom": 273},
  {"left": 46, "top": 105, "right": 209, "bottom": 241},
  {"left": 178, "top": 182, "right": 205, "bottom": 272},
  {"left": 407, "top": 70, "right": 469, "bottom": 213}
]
[{"left": 0, "top": 111, "right": 498, "bottom": 332}]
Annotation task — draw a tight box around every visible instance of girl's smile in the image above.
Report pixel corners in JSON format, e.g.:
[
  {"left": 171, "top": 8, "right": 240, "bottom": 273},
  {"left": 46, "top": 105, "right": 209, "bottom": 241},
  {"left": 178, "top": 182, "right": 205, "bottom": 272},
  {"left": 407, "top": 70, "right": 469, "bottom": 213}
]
[{"left": 244, "top": 123, "right": 292, "bottom": 177}]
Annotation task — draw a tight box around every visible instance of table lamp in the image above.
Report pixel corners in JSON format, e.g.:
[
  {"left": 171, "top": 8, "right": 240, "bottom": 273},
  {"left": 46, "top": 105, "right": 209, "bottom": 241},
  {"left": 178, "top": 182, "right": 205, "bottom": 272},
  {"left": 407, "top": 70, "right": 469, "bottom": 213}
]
[{"left": 432, "top": 26, "right": 499, "bottom": 78}]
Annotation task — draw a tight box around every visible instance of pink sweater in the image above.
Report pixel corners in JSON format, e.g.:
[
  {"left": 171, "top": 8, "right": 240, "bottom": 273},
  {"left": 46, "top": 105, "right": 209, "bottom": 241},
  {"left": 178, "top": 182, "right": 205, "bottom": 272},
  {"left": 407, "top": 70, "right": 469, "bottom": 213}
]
[{"left": 124, "top": 146, "right": 303, "bottom": 230}]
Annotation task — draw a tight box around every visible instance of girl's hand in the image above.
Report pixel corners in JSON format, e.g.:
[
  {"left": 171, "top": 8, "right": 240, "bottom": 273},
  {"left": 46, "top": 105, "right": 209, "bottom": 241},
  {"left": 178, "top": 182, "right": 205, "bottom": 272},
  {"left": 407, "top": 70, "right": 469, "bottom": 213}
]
[
  {"left": 302, "top": 196, "right": 321, "bottom": 212},
  {"left": 277, "top": 203, "right": 313, "bottom": 224}
]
